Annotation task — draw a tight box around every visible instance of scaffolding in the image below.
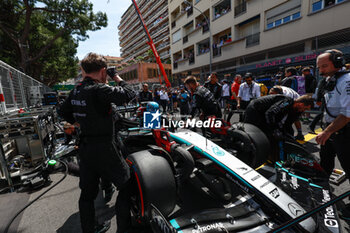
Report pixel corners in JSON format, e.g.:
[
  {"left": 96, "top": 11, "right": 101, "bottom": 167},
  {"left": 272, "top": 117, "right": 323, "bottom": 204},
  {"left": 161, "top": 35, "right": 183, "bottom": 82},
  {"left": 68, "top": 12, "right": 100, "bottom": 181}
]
[{"left": 0, "top": 60, "right": 52, "bottom": 115}]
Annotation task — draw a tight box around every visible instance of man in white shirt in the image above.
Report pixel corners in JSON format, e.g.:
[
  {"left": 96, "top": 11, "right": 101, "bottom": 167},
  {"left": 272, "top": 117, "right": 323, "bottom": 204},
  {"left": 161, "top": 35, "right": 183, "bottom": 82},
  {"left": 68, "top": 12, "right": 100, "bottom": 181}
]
[
  {"left": 269, "top": 85, "right": 300, "bottom": 100},
  {"left": 315, "top": 49, "right": 350, "bottom": 220},
  {"left": 237, "top": 73, "right": 261, "bottom": 110},
  {"left": 221, "top": 79, "right": 231, "bottom": 113},
  {"left": 159, "top": 87, "right": 169, "bottom": 113}
]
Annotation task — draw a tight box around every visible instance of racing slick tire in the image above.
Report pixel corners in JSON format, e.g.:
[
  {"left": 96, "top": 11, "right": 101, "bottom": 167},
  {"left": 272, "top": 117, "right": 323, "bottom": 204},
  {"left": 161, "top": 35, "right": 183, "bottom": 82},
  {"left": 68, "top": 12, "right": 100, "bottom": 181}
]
[
  {"left": 228, "top": 123, "right": 270, "bottom": 168},
  {"left": 170, "top": 144, "right": 195, "bottom": 183},
  {"left": 127, "top": 149, "right": 177, "bottom": 223}
]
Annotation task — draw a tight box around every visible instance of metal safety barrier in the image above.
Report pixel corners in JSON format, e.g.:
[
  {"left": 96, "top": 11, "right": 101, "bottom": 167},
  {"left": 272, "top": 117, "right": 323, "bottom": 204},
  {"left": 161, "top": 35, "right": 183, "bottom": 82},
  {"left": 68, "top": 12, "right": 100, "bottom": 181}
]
[{"left": 0, "top": 60, "right": 52, "bottom": 115}]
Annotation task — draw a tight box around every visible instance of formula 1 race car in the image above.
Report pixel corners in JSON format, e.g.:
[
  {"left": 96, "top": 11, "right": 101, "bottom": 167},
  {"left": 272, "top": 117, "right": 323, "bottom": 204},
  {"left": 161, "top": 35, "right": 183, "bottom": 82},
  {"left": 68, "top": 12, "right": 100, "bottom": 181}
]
[{"left": 120, "top": 123, "right": 341, "bottom": 233}]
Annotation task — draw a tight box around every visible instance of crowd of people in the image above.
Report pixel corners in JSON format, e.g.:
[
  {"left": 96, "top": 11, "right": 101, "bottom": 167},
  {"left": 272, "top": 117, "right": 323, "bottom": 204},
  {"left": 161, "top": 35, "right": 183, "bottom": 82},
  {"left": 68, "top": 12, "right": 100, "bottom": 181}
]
[{"left": 57, "top": 49, "right": 350, "bottom": 233}]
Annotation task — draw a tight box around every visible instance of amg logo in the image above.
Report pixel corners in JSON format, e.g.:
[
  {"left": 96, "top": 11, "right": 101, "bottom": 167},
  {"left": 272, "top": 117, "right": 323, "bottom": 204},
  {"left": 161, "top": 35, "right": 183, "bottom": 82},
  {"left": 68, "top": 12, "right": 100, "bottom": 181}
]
[{"left": 269, "top": 188, "right": 280, "bottom": 199}]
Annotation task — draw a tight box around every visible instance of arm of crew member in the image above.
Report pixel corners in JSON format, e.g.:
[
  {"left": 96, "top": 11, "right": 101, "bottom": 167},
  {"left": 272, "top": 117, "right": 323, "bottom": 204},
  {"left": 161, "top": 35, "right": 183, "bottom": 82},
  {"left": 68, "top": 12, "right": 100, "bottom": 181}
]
[
  {"left": 57, "top": 93, "right": 75, "bottom": 124},
  {"left": 97, "top": 76, "right": 136, "bottom": 105},
  {"left": 237, "top": 87, "right": 242, "bottom": 109},
  {"left": 237, "top": 97, "right": 241, "bottom": 109},
  {"left": 190, "top": 95, "right": 201, "bottom": 117},
  {"left": 316, "top": 114, "right": 350, "bottom": 145}
]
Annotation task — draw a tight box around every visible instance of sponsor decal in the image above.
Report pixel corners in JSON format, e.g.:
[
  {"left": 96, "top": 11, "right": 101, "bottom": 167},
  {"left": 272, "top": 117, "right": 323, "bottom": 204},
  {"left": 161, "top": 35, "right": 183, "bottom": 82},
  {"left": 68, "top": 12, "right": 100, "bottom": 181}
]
[
  {"left": 281, "top": 172, "right": 287, "bottom": 182},
  {"left": 260, "top": 181, "right": 270, "bottom": 189},
  {"left": 243, "top": 169, "right": 254, "bottom": 176},
  {"left": 288, "top": 203, "right": 304, "bottom": 216},
  {"left": 290, "top": 176, "right": 299, "bottom": 190},
  {"left": 322, "top": 190, "right": 339, "bottom": 228},
  {"left": 71, "top": 99, "right": 86, "bottom": 106},
  {"left": 192, "top": 222, "right": 224, "bottom": 233},
  {"left": 211, "top": 146, "right": 225, "bottom": 157},
  {"left": 288, "top": 153, "right": 315, "bottom": 168},
  {"left": 251, "top": 175, "right": 261, "bottom": 182},
  {"left": 269, "top": 188, "right": 280, "bottom": 199},
  {"left": 237, "top": 167, "right": 248, "bottom": 171},
  {"left": 226, "top": 174, "right": 249, "bottom": 193}
]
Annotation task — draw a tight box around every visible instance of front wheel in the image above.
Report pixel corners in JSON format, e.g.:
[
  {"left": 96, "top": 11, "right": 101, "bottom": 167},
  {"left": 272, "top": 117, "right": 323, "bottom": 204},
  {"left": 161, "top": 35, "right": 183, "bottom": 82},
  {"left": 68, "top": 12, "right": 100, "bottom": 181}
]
[{"left": 127, "top": 149, "right": 177, "bottom": 224}]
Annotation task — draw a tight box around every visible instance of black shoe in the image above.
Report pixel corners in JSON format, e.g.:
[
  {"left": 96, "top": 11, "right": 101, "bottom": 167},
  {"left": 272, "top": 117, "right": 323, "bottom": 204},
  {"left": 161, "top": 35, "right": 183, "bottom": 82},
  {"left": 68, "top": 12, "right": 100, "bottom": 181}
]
[
  {"left": 104, "top": 186, "right": 115, "bottom": 203},
  {"left": 308, "top": 126, "right": 316, "bottom": 134},
  {"left": 295, "top": 133, "right": 304, "bottom": 141},
  {"left": 94, "top": 220, "right": 111, "bottom": 233}
]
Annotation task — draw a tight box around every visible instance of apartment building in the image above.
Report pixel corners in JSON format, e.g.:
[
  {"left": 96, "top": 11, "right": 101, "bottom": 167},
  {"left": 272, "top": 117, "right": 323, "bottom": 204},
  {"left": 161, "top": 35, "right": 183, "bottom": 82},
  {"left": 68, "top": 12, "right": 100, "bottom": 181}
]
[
  {"left": 169, "top": 0, "right": 350, "bottom": 81},
  {"left": 118, "top": 0, "right": 171, "bottom": 66}
]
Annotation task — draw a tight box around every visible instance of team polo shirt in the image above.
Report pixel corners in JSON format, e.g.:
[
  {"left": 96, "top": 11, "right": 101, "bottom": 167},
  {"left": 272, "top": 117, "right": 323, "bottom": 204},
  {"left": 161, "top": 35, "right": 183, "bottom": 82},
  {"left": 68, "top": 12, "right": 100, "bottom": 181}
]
[{"left": 324, "top": 72, "right": 350, "bottom": 123}]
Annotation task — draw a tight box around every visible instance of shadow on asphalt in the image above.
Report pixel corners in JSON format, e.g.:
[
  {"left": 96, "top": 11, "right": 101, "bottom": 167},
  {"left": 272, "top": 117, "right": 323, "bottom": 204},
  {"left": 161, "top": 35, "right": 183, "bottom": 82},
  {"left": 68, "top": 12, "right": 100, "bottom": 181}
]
[
  {"left": 57, "top": 212, "right": 82, "bottom": 233},
  {"left": 57, "top": 189, "right": 116, "bottom": 233}
]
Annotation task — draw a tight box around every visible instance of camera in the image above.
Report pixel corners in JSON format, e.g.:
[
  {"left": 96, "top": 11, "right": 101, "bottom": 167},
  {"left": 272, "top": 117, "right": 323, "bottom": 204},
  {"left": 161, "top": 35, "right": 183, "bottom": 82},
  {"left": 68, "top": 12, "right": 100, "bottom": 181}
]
[{"left": 106, "top": 66, "right": 117, "bottom": 78}]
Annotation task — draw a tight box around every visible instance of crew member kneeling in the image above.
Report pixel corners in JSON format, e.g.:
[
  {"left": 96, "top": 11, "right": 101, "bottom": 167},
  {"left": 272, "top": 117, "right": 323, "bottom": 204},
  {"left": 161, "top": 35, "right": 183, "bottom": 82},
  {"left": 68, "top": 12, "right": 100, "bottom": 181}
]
[
  {"left": 244, "top": 95, "right": 313, "bottom": 161},
  {"left": 58, "top": 53, "right": 136, "bottom": 233}
]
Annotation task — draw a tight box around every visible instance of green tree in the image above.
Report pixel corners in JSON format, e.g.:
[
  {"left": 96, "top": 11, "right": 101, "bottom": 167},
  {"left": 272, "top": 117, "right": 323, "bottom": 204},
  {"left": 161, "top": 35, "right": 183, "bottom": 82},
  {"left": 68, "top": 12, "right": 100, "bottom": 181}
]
[{"left": 0, "top": 0, "right": 107, "bottom": 85}]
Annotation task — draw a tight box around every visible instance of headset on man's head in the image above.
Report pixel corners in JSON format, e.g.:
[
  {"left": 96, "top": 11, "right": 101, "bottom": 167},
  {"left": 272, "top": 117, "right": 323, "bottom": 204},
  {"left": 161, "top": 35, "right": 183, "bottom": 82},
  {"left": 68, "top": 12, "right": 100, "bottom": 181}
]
[
  {"left": 324, "top": 49, "right": 346, "bottom": 68},
  {"left": 323, "top": 49, "right": 348, "bottom": 92}
]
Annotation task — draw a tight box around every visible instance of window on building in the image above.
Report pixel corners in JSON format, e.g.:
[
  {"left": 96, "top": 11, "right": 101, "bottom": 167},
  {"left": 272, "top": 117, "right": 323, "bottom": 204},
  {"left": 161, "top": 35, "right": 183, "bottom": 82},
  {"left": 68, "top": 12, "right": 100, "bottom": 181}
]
[
  {"left": 213, "top": 0, "right": 231, "bottom": 19},
  {"left": 292, "top": 12, "right": 301, "bottom": 19},
  {"left": 312, "top": 1, "right": 323, "bottom": 11},
  {"left": 266, "top": 0, "right": 301, "bottom": 30},
  {"left": 172, "top": 30, "right": 181, "bottom": 43},
  {"left": 311, "top": 0, "right": 346, "bottom": 12},
  {"left": 197, "top": 39, "right": 210, "bottom": 55},
  {"left": 275, "top": 19, "right": 282, "bottom": 26},
  {"left": 267, "top": 22, "right": 274, "bottom": 29},
  {"left": 283, "top": 15, "right": 291, "bottom": 23}
]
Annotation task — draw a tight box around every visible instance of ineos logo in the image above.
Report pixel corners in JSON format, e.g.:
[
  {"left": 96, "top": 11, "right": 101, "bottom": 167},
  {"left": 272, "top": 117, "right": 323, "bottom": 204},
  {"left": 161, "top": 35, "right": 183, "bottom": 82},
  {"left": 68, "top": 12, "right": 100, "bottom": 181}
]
[
  {"left": 324, "top": 219, "right": 339, "bottom": 228},
  {"left": 288, "top": 203, "right": 304, "bottom": 216}
]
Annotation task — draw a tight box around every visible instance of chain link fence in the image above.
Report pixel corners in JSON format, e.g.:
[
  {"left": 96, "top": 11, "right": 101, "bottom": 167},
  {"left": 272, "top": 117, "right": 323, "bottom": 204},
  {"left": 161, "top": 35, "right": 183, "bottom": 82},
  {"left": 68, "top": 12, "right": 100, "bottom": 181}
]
[{"left": 0, "top": 60, "right": 52, "bottom": 115}]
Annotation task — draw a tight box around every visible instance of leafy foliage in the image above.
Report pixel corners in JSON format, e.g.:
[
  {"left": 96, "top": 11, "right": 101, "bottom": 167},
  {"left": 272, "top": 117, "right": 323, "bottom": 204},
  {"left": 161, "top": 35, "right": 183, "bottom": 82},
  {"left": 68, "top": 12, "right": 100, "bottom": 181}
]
[{"left": 0, "top": 0, "right": 107, "bottom": 86}]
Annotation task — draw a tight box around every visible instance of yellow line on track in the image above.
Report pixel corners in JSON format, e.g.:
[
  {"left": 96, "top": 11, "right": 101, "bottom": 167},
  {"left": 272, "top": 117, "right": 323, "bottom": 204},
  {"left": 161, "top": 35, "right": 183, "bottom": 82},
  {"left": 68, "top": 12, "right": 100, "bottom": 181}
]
[{"left": 297, "top": 128, "right": 323, "bottom": 144}]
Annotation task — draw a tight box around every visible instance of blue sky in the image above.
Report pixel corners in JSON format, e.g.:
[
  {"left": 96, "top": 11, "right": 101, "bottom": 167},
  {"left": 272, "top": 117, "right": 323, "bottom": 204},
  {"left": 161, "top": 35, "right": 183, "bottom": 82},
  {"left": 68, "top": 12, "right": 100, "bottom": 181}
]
[{"left": 76, "top": 0, "right": 131, "bottom": 60}]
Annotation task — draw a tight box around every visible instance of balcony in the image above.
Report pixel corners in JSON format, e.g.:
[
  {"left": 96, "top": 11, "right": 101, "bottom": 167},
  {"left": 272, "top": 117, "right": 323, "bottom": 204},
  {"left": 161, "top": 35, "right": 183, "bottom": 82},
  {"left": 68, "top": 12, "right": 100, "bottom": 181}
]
[
  {"left": 234, "top": 1, "right": 247, "bottom": 17},
  {"left": 246, "top": 33, "right": 260, "bottom": 47},
  {"left": 171, "top": 21, "right": 176, "bottom": 29}
]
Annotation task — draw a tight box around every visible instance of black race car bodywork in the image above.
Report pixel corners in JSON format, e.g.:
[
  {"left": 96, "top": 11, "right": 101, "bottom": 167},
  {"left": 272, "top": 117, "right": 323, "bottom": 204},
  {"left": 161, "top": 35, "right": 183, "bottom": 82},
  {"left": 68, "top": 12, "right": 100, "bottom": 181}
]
[{"left": 120, "top": 123, "right": 340, "bottom": 233}]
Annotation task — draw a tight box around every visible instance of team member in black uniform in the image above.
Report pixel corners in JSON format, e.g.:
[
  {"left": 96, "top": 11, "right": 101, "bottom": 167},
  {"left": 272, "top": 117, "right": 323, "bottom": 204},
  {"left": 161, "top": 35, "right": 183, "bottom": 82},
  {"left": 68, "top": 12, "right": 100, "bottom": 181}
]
[
  {"left": 244, "top": 94, "right": 313, "bottom": 160},
  {"left": 138, "top": 83, "right": 153, "bottom": 103},
  {"left": 58, "top": 53, "right": 136, "bottom": 233},
  {"left": 184, "top": 76, "right": 222, "bottom": 118},
  {"left": 315, "top": 50, "right": 350, "bottom": 220},
  {"left": 204, "top": 72, "right": 222, "bottom": 101}
]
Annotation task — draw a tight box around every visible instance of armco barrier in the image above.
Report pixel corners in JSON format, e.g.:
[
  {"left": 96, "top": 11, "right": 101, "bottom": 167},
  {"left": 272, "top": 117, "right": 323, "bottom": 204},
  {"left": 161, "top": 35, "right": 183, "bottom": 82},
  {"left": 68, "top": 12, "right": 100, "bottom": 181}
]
[{"left": 0, "top": 60, "right": 52, "bottom": 115}]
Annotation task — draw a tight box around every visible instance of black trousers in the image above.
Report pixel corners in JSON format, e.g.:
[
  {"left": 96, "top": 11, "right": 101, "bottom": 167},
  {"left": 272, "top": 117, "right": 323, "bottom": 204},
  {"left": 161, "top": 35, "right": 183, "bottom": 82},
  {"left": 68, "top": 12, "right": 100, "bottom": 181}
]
[
  {"left": 320, "top": 124, "right": 350, "bottom": 178},
  {"left": 160, "top": 100, "right": 167, "bottom": 113},
  {"left": 78, "top": 141, "right": 131, "bottom": 233}
]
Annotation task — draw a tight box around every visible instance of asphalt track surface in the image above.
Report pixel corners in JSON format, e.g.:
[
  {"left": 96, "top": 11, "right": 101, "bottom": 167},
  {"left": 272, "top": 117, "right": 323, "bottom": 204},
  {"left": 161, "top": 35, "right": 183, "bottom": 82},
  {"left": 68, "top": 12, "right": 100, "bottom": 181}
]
[{"left": 0, "top": 113, "right": 349, "bottom": 233}]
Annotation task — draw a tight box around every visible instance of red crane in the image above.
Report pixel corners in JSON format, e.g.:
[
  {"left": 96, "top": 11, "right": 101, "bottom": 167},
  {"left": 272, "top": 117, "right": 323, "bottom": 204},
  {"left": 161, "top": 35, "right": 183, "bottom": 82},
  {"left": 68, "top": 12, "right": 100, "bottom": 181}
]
[{"left": 131, "top": 0, "right": 171, "bottom": 88}]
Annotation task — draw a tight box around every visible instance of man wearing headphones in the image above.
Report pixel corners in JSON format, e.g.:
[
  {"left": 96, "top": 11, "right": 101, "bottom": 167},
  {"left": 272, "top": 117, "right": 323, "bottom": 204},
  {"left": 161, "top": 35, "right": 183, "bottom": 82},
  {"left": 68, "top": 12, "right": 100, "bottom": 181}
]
[{"left": 315, "top": 49, "right": 350, "bottom": 220}]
